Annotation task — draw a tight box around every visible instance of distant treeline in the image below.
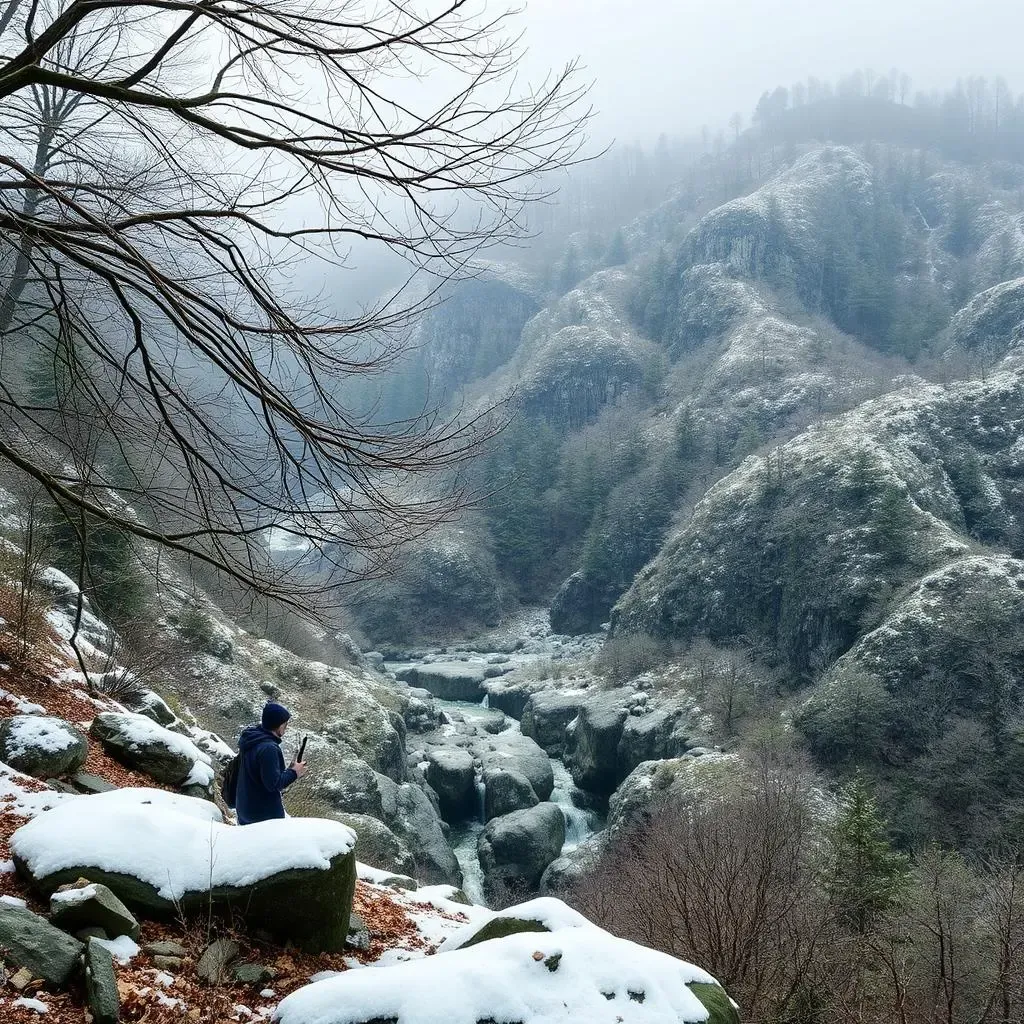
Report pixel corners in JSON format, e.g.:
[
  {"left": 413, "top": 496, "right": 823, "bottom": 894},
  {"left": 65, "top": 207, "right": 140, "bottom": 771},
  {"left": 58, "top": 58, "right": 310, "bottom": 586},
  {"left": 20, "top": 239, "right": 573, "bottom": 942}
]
[{"left": 750, "top": 70, "right": 1024, "bottom": 162}]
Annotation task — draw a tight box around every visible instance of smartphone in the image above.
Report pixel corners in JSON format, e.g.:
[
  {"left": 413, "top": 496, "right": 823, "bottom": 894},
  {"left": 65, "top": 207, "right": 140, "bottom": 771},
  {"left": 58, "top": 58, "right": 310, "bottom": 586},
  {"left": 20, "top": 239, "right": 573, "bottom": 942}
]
[{"left": 297, "top": 736, "right": 308, "bottom": 762}]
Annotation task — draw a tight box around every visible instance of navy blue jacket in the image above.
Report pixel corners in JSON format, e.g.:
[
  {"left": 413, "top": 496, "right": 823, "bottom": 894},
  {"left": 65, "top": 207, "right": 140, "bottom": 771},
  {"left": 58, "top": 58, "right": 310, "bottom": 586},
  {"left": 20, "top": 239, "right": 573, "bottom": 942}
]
[{"left": 235, "top": 725, "right": 297, "bottom": 825}]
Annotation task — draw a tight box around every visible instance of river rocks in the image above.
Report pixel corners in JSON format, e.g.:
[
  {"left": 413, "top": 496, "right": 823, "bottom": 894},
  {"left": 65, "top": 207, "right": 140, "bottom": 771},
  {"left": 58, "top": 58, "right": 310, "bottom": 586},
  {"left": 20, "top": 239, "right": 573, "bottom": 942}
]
[
  {"left": 478, "top": 803, "right": 565, "bottom": 900},
  {"left": 424, "top": 749, "right": 477, "bottom": 821},
  {"left": 482, "top": 766, "right": 538, "bottom": 820},
  {"left": 563, "top": 688, "right": 631, "bottom": 794},
  {"left": 0, "top": 716, "right": 89, "bottom": 779},
  {"left": 476, "top": 731, "right": 554, "bottom": 802},
  {"left": 395, "top": 662, "right": 487, "bottom": 702},
  {"left": 0, "top": 900, "right": 83, "bottom": 987},
  {"left": 331, "top": 813, "right": 416, "bottom": 877},
  {"left": 50, "top": 881, "right": 140, "bottom": 940},
  {"left": 90, "top": 712, "right": 213, "bottom": 789},
  {"left": 562, "top": 688, "right": 698, "bottom": 797},
  {"left": 84, "top": 938, "right": 119, "bottom": 1024},
  {"left": 521, "top": 690, "right": 587, "bottom": 756},
  {"left": 540, "top": 835, "right": 607, "bottom": 896}
]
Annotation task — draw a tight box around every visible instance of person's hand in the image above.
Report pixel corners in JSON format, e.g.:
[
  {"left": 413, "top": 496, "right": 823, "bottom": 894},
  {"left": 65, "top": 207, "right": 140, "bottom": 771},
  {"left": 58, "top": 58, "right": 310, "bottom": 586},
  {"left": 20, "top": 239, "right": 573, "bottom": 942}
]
[{"left": 291, "top": 760, "right": 308, "bottom": 779}]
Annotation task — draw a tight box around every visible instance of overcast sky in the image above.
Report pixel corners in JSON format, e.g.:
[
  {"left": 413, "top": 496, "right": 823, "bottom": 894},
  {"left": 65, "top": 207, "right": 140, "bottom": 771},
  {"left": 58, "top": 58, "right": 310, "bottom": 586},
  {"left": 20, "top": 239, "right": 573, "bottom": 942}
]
[{"left": 516, "top": 0, "right": 1024, "bottom": 144}]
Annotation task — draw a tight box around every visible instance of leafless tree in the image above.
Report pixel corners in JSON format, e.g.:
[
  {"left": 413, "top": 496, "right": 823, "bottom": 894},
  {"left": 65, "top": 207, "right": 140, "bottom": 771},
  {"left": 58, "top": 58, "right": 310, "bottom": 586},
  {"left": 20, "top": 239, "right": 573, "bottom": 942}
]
[
  {"left": 572, "top": 750, "right": 834, "bottom": 1021},
  {"left": 0, "top": 0, "right": 589, "bottom": 615}
]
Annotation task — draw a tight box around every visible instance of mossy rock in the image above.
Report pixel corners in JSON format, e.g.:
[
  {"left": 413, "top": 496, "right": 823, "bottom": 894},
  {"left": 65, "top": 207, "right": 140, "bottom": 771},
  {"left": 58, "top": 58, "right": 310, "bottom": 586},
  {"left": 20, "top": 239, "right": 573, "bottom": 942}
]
[
  {"left": 456, "top": 916, "right": 550, "bottom": 950},
  {"left": 687, "top": 982, "right": 740, "bottom": 1024},
  {"left": 16, "top": 850, "right": 356, "bottom": 953}
]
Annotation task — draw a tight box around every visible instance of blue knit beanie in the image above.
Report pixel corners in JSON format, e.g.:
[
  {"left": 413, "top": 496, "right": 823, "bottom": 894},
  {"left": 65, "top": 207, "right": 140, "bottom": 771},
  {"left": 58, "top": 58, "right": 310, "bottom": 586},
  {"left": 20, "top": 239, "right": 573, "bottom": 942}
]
[{"left": 261, "top": 701, "right": 291, "bottom": 731}]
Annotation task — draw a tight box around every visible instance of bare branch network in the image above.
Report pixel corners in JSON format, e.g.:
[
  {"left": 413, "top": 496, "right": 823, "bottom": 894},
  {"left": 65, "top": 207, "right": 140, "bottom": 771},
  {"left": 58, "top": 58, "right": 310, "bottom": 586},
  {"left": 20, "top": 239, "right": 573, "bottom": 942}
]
[{"left": 0, "top": 0, "right": 589, "bottom": 610}]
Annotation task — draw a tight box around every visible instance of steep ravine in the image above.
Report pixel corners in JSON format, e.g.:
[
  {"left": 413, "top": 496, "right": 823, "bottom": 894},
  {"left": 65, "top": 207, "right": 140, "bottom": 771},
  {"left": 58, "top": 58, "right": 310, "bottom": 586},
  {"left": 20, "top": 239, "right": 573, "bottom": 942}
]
[{"left": 382, "top": 625, "right": 607, "bottom": 906}]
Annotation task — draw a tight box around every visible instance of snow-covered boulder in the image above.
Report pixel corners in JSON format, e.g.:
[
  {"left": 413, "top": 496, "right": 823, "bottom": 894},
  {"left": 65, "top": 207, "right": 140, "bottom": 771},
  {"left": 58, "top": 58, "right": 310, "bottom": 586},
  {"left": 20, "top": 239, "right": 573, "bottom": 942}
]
[
  {"left": 0, "top": 715, "right": 89, "bottom": 779},
  {"left": 10, "top": 788, "right": 358, "bottom": 952},
  {"left": 274, "top": 897, "right": 739, "bottom": 1024},
  {"left": 89, "top": 712, "right": 213, "bottom": 790},
  {"left": 478, "top": 802, "right": 565, "bottom": 901}
]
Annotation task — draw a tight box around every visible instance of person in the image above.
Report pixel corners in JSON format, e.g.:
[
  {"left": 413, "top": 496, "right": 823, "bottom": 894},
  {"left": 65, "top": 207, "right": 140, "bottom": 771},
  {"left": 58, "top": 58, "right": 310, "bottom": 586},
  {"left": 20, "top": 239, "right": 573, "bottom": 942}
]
[{"left": 235, "top": 701, "right": 307, "bottom": 825}]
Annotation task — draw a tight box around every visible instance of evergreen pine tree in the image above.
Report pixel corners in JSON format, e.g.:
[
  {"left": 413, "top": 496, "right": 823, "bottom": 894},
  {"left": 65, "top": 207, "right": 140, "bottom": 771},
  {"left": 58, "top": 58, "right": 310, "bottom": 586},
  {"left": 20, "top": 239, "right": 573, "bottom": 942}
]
[{"left": 829, "top": 774, "right": 908, "bottom": 935}]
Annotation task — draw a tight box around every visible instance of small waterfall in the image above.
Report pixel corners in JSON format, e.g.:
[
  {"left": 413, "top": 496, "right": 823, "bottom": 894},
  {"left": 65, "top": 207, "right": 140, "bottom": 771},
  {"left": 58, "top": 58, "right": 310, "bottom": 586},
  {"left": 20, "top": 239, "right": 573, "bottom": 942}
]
[
  {"left": 474, "top": 773, "right": 487, "bottom": 824},
  {"left": 480, "top": 692, "right": 490, "bottom": 709},
  {"left": 549, "top": 759, "right": 602, "bottom": 853},
  {"left": 450, "top": 820, "right": 486, "bottom": 906}
]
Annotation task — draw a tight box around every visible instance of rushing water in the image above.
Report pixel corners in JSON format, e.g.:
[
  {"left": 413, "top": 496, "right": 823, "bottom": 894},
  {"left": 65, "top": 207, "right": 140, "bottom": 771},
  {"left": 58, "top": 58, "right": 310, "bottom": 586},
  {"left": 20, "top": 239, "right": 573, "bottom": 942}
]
[
  {"left": 549, "top": 758, "right": 603, "bottom": 852},
  {"left": 438, "top": 701, "right": 603, "bottom": 906}
]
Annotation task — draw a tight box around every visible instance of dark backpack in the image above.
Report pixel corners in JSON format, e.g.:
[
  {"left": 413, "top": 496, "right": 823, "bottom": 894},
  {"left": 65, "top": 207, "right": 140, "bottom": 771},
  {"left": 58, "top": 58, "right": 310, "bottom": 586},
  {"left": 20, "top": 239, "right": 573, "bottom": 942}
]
[{"left": 221, "top": 754, "right": 240, "bottom": 809}]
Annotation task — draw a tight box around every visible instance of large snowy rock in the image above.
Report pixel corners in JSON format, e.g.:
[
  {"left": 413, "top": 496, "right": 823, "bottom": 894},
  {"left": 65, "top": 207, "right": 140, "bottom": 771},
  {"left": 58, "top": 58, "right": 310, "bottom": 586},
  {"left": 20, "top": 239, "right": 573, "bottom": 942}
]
[
  {"left": 90, "top": 712, "right": 214, "bottom": 790},
  {"left": 478, "top": 802, "right": 565, "bottom": 900},
  {"left": 10, "top": 788, "right": 357, "bottom": 952},
  {"left": 274, "top": 896, "right": 738, "bottom": 1024},
  {"left": 0, "top": 715, "right": 89, "bottom": 779}
]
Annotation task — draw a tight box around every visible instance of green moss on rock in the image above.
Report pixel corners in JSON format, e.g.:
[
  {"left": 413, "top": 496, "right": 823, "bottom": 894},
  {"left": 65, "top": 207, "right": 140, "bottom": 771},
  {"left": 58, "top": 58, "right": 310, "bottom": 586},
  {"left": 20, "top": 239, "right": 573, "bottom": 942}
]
[
  {"left": 456, "top": 916, "right": 551, "bottom": 950},
  {"left": 688, "top": 982, "right": 740, "bottom": 1024}
]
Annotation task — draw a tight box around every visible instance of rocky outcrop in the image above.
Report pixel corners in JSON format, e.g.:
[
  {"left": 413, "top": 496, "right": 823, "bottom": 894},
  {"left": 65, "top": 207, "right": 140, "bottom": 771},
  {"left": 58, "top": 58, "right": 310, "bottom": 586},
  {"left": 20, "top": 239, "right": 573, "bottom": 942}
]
[
  {"left": 478, "top": 803, "right": 565, "bottom": 900},
  {"left": 549, "top": 571, "right": 613, "bottom": 635},
  {"left": 607, "top": 754, "right": 740, "bottom": 835},
  {"left": 521, "top": 689, "right": 588, "bottom": 757},
  {"left": 0, "top": 715, "right": 88, "bottom": 779},
  {"left": 331, "top": 813, "right": 416, "bottom": 877},
  {"left": 612, "top": 371, "right": 1024, "bottom": 679},
  {"left": 349, "top": 527, "right": 503, "bottom": 644},
  {"left": 950, "top": 275, "right": 1024, "bottom": 352}
]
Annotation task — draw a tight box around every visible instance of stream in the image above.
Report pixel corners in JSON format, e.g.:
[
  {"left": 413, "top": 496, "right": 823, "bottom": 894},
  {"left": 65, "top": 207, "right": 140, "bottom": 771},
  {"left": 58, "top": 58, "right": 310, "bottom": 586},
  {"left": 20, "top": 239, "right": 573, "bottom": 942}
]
[{"left": 386, "top": 632, "right": 606, "bottom": 907}]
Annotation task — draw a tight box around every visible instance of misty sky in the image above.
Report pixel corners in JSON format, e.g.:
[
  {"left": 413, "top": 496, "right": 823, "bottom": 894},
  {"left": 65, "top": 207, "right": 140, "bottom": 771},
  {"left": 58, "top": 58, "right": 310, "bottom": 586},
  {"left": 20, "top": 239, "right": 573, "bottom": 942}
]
[{"left": 518, "top": 0, "right": 1024, "bottom": 144}]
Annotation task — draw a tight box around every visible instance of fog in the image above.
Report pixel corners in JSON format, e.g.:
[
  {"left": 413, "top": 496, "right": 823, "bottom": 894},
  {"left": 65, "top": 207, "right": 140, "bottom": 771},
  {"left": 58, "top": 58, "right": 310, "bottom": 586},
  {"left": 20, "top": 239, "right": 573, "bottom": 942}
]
[{"left": 518, "top": 0, "right": 1024, "bottom": 143}]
